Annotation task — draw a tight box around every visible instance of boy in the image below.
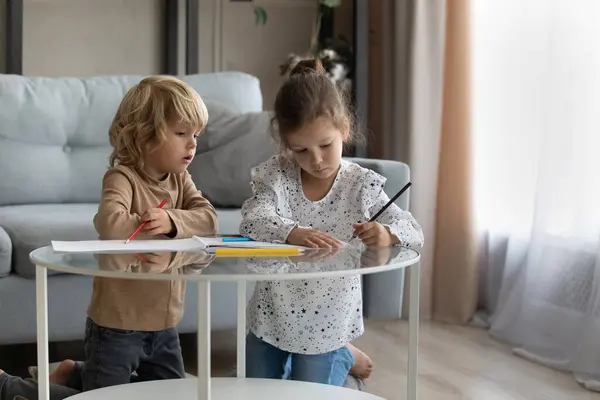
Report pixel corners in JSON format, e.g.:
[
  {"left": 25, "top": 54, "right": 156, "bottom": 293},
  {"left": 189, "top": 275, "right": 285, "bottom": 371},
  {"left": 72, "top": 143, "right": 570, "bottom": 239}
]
[{"left": 83, "top": 76, "right": 218, "bottom": 390}]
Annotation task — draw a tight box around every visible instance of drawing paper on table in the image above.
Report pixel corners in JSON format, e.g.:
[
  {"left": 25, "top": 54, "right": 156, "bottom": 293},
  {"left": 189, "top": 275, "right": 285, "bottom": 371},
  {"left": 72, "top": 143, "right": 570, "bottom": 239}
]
[{"left": 51, "top": 238, "right": 203, "bottom": 253}]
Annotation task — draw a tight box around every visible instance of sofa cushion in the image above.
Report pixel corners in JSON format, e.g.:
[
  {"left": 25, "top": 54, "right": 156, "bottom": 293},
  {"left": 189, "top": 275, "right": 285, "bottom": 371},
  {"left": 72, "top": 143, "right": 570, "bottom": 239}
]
[
  {"left": 0, "top": 204, "right": 99, "bottom": 278},
  {"left": 0, "top": 226, "right": 11, "bottom": 278},
  {"left": 214, "top": 209, "right": 243, "bottom": 235},
  {"left": 0, "top": 72, "right": 262, "bottom": 207},
  {"left": 191, "top": 107, "right": 279, "bottom": 207}
]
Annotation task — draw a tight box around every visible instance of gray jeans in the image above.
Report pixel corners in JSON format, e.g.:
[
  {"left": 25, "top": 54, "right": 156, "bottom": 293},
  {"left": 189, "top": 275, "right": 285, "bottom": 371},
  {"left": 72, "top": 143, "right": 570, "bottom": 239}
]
[
  {"left": 81, "top": 318, "right": 185, "bottom": 391},
  {"left": 0, "top": 362, "right": 82, "bottom": 400},
  {"left": 0, "top": 319, "right": 186, "bottom": 399}
]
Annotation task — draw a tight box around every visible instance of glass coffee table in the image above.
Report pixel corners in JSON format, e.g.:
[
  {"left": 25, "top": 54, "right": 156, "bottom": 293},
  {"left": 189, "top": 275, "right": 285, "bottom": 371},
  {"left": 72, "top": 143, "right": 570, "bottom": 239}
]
[{"left": 30, "top": 245, "right": 421, "bottom": 400}]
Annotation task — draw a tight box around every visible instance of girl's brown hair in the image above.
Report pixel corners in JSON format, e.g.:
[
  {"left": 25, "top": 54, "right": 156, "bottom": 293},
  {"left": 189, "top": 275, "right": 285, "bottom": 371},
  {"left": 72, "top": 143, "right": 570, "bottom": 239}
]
[
  {"left": 272, "top": 58, "right": 359, "bottom": 148},
  {"left": 108, "top": 75, "right": 208, "bottom": 168}
]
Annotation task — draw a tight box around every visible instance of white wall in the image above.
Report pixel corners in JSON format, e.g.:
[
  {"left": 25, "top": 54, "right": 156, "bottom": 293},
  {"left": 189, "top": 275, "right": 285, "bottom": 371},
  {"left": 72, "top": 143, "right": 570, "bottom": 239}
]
[
  {"left": 1, "top": 0, "right": 320, "bottom": 107},
  {"left": 23, "top": 0, "right": 164, "bottom": 76},
  {"left": 201, "top": 0, "right": 318, "bottom": 108}
]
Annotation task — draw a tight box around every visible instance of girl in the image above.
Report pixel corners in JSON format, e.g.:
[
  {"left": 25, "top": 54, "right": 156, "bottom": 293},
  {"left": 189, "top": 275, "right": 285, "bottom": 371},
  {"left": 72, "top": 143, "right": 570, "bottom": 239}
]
[{"left": 239, "top": 59, "right": 424, "bottom": 385}]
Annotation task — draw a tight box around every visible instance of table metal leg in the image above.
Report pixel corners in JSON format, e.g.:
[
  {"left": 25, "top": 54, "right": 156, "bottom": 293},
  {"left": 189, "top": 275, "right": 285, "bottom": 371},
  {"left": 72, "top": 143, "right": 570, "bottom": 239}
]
[
  {"left": 36, "top": 265, "right": 50, "bottom": 400},
  {"left": 407, "top": 262, "right": 420, "bottom": 400},
  {"left": 236, "top": 281, "right": 247, "bottom": 378},
  {"left": 197, "top": 281, "right": 211, "bottom": 400}
]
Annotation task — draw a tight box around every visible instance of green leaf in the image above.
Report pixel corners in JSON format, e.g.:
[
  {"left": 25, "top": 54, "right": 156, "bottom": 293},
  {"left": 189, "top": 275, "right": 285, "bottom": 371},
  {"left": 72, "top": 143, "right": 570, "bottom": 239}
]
[
  {"left": 309, "top": 42, "right": 321, "bottom": 55},
  {"left": 253, "top": 6, "right": 268, "bottom": 26},
  {"left": 320, "top": 0, "right": 341, "bottom": 7}
]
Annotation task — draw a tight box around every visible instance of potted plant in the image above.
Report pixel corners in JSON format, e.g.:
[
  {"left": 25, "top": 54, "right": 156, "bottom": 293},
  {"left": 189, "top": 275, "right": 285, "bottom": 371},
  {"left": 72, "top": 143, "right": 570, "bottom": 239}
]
[{"left": 253, "top": 0, "right": 353, "bottom": 90}]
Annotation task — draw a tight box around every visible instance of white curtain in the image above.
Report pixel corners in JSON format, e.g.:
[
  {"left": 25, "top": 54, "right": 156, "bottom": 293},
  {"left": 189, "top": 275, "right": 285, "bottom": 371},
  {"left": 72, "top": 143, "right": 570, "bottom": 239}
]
[{"left": 473, "top": 0, "right": 600, "bottom": 391}]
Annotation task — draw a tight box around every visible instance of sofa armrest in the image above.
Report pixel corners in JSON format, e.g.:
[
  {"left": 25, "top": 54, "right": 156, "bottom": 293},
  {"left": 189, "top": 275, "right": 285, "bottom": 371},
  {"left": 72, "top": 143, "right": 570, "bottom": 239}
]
[
  {"left": 0, "top": 226, "right": 12, "bottom": 278},
  {"left": 344, "top": 157, "right": 411, "bottom": 319},
  {"left": 344, "top": 157, "right": 411, "bottom": 210}
]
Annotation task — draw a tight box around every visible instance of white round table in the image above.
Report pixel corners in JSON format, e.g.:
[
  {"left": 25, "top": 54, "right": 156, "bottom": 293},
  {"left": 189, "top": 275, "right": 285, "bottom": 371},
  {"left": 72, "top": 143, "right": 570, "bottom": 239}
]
[
  {"left": 30, "top": 244, "right": 421, "bottom": 400},
  {"left": 67, "top": 377, "right": 384, "bottom": 399}
]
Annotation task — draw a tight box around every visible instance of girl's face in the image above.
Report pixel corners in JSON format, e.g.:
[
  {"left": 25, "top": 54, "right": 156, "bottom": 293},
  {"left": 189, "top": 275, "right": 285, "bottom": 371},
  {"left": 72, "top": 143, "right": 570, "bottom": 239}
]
[
  {"left": 144, "top": 119, "right": 200, "bottom": 179},
  {"left": 285, "top": 117, "right": 349, "bottom": 181}
]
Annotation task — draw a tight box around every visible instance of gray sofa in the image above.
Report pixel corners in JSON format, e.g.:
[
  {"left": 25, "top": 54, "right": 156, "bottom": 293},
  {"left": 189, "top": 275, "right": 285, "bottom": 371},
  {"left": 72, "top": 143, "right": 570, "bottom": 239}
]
[{"left": 0, "top": 72, "right": 409, "bottom": 345}]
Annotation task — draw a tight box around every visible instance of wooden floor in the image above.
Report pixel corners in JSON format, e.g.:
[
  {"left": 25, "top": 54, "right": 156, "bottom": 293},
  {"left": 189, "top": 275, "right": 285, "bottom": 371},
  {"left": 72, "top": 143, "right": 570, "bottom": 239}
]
[
  {"left": 354, "top": 320, "right": 599, "bottom": 400},
  {"left": 1, "top": 320, "right": 597, "bottom": 400}
]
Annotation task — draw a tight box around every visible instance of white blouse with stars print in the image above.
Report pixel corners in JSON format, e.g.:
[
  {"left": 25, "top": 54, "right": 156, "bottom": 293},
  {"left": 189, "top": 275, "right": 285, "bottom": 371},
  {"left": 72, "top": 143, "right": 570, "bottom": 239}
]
[{"left": 240, "top": 155, "right": 424, "bottom": 354}]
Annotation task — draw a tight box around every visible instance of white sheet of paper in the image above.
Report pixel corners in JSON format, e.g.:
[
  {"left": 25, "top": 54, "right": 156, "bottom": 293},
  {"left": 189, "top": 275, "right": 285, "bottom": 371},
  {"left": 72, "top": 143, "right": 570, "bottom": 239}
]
[{"left": 51, "top": 238, "right": 203, "bottom": 253}]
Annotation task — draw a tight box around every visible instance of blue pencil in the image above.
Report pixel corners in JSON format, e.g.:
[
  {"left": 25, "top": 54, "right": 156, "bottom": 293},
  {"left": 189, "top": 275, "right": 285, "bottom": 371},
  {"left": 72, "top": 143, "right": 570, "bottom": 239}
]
[{"left": 222, "top": 237, "right": 253, "bottom": 243}]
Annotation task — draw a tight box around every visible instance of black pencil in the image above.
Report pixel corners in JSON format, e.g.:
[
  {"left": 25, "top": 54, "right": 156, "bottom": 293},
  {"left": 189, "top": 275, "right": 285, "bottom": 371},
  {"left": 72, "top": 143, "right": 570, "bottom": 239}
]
[{"left": 351, "top": 181, "right": 412, "bottom": 239}]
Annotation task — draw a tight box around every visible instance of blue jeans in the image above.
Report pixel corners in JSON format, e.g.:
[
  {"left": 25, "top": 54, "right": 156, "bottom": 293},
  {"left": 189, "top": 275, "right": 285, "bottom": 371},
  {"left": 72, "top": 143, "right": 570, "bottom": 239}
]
[
  {"left": 246, "top": 331, "right": 354, "bottom": 386},
  {"left": 82, "top": 318, "right": 185, "bottom": 391}
]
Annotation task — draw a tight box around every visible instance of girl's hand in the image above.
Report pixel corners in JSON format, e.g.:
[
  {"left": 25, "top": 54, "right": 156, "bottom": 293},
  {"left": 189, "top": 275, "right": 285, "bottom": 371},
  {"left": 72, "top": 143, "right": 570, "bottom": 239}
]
[
  {"left": 360, "top": 247, "right": 393, "bottom": 267},
  {"left": 287, "top": 227, "right": 342, "bottom": 248},
  {"left": 142, "top": 208, "right": 175, "bottom": 236},
  {"left": 292, "top": 247, "right": 340, "bottom": 262},
  {"left": 352, "top": 222, "right": 399, "bottom": 247}
]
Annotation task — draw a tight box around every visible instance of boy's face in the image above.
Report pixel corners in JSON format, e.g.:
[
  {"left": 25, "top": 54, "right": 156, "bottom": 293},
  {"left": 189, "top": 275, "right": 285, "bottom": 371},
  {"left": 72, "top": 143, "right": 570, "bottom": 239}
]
[
  {"left": 145, "top": 120, "right": 200, "bottom": 179},
  {"left": 285, "top": 117, "right": 348, "bottom": 181}
]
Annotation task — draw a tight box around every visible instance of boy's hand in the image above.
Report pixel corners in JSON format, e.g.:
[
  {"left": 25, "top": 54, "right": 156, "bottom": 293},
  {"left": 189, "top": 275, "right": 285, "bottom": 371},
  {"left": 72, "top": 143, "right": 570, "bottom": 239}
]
[
  {"left": 138, "top": 252, "right": 174, "bottom": 272},
  {"left": 352, "top": 222, "right": 399, "bottom": 247},
  {"left": 142, "top": 208, "right": 175, "bottom": 236},
  {"left": 287, "top": 227, "right": 342, "bottom": 248}
]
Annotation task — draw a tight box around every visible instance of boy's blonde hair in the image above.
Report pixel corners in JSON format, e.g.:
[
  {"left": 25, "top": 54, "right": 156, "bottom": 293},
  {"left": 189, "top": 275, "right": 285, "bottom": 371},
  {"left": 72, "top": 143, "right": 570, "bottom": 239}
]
[{"left": 108, "top": 75, "right": 209, "bottom": 168}]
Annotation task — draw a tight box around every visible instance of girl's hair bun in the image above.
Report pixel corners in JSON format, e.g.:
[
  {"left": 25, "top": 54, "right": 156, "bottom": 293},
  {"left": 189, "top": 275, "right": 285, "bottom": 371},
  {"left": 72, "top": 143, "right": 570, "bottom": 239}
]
[{"left": 289, "top": 58, "right": 325, "bottom": 77}]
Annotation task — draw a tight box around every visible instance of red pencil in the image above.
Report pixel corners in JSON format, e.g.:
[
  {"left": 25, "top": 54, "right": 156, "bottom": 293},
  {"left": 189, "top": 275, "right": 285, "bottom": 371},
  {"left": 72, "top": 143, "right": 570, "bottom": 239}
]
[{"left": 124, "top": 199, "right": 168, "bottom": 244}]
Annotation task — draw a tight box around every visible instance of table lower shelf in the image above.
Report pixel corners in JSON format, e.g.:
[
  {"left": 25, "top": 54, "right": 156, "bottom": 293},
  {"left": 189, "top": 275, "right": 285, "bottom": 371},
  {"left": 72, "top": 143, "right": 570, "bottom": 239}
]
[{"left": 67, "top": 377, "right": 385, "bottom": 400}]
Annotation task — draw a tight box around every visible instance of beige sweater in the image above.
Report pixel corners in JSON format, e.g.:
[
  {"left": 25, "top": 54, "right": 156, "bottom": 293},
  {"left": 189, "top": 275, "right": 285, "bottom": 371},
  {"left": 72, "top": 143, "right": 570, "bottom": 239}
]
[{"left": 88, "top": 165, "right": 218, "bottom": 331}]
